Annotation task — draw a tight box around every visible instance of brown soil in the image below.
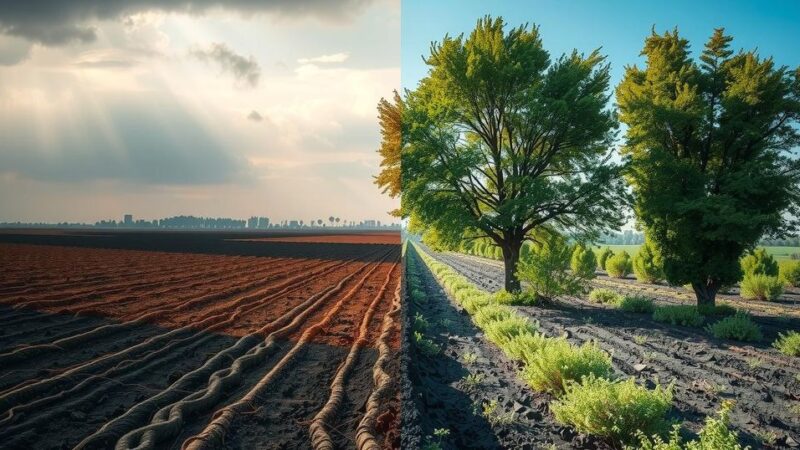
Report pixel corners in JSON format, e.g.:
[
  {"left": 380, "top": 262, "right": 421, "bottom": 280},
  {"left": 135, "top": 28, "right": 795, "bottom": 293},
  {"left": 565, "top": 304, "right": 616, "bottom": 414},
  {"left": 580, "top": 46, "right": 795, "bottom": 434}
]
[{"left": 0, "top": 230, "right": 402, "bottom": 450}]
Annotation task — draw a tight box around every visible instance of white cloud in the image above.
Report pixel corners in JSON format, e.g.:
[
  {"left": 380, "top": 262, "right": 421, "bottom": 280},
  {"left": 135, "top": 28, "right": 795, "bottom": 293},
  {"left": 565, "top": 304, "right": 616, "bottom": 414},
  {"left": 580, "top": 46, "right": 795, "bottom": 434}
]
[{"left": 297, "top": 52, "right": 349, "bottom": 64}]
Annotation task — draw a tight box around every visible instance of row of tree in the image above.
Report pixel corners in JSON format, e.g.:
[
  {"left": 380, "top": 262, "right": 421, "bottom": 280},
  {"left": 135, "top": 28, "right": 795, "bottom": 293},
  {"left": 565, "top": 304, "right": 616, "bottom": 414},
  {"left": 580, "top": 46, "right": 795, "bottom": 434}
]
[{"left": 376, "top": 16, "right": 800, "bottom": 307}]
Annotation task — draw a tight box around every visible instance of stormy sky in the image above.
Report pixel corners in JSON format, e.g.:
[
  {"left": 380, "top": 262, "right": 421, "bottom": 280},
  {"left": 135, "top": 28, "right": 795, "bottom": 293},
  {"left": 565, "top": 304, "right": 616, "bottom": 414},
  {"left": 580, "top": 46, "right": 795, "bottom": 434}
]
[{"left": 0, "top": 0, "right": 399, "bottom": 224}]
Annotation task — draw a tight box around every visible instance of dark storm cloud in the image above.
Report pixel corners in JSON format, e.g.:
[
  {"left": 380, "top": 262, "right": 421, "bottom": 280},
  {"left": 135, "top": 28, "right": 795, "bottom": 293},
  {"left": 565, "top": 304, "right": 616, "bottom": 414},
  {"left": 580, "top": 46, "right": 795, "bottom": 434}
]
[
  {"left": 0, "top": 1, "right": 373, "bottom": 45},
  {"left": 0, "top": 96, "right": 250, "bottom": 185},
  {"left": 190, "top": 43, "right": 260, "bottom": 87}
]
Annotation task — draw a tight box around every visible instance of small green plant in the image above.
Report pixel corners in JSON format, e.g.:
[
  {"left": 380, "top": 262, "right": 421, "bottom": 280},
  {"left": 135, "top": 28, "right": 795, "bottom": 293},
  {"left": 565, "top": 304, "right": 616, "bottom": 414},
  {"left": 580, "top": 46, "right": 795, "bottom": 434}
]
[
  {"left": 740, "top": 274, "right": 784, "bottom": 301},
  {"left": 483, "top": 314, "right": 537, "bottom": 347},
  {"left": 461, "top": 351, "right": 478, "bottom": 365},
  {"left": 741, "top": 248, "right": 779, "bottom": 277},
  {"left": 422, "top": 428, "right": 451, "bottom": 450},
  {"left": 772, "top": 331, "right": 800, "bottom": 356},
  {"left": 780, "top": 260, "right": 800, "bottom": 287},
  {"left": 631, "top": 401, "right": 748, "bottom": 450},
  {"left": 588, "top": 288, "right": 622, "bottom": 304},
  {"left": 520, "top": 338, "right": 613, "bottom": 395},
  {"left": 551, "top": 375, "right": 673, "bottom": 446},
  {"left": 598, "top": 247, "right": 614, "bottom": 271},
  {"left": 481, "top": 399, "right": 517, "bottom": 427},
  {"left": 502, "top": 332, "right": 549, "bottom": 365},
  {"left": 652, "top": 305, "right": 705, "bottom": 327},
  {"left": 746, "top": 358, "right": 763, "bottom": 370},
  {"left": 473, "top": 304, "right": 513, "bottom": 328},
  {"left": 706, "top": 312, "right": 763, "bottom": 342},
  {"left": 414, "top": 331, "right": 441, "bottom": 356},
  {"left": 617, "top": 295, "right": 655, "bottom": 313},
  {"left": 492, "top": 289, "right": 538, "bottom": 305},
  {"left": 461, "top": 372, "right": 484, "bottom": 391},
  {"left": 606, "top": 251, "right": 633, "bottom": 278},
  {"left": 755, "top": 429, "right": 778, "bottom": 446},
  {"left": 633, "top": 335, "right": 648, "bottom": 345},
  {"left": 571, "top": 244, "right": 598, "bottom": 280},
  {"left": 413, "top": 312, "right": 429, "bottom": 332},
  {"left": 698, "top": 303, "right": 737, "bottom": 317}
]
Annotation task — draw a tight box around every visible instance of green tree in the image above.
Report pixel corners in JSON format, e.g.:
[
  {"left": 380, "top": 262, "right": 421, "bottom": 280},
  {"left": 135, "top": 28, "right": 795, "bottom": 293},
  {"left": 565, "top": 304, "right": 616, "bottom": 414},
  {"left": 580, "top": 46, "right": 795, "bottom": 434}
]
[
  {"left": 617, "top": 28, "right": 800, "bottom": 307},
  {"left": 571, "top": 244, "right": 597, "bottom": 279},
  {"left": 403, "top": 16, "right": 627, "bottom": 292},
  {"left": 374, "top": 92, "right": 403, "bottom": 217},
  {"left": 633, "top": 238, "right": 664, "bottom": 283},
  {"left": 740, "top": 248, "right": 779, "bottom": 277},
  {"left": 597, "top": 247, "right": 614, "bottom": 270}
]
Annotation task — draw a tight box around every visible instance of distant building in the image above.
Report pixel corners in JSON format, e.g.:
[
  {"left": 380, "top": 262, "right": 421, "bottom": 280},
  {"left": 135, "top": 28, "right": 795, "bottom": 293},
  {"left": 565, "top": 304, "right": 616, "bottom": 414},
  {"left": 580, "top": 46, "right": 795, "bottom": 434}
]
[{"left": 123, "top": 214, "right": 133, "bottom": 226}]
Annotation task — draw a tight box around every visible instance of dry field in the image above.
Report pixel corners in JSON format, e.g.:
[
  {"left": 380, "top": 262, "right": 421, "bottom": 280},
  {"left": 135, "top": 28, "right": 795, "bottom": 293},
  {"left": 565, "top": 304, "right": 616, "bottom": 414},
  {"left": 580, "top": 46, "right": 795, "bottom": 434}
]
[{"left": 0, "top": 230, "right": 401, "bottom": 449}]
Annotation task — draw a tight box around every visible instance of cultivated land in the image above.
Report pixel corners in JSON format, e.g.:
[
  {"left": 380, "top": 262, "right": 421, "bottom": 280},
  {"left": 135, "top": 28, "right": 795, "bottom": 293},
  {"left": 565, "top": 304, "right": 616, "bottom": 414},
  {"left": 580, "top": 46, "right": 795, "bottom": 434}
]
[
  {"left": 0, "top": 229, "right": 401, "bottom": 449},
  {"left": 405, "top": 245, "right": 800, "bottom": 449}
]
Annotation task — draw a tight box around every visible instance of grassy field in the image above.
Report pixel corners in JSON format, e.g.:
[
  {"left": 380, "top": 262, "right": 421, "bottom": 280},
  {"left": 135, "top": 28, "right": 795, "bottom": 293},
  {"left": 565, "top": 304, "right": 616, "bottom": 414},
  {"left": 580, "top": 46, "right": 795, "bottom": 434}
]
[{"left": 593, "top": 244, "right": 800, "bottom": 261}]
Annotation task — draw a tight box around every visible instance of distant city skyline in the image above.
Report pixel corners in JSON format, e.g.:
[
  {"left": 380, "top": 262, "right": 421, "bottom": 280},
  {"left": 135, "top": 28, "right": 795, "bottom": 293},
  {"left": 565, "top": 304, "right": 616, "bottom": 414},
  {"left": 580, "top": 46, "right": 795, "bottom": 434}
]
[{"left": 0, "top": 0, "right": 400, "bottom": 224}]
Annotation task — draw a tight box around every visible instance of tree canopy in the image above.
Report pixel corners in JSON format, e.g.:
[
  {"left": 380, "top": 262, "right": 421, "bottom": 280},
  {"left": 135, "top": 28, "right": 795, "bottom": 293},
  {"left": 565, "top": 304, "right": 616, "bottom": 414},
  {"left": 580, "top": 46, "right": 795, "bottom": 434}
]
[
  {"left": 402, "top": 16, "right": 627, "bottom": 291},
  {"left": 617, "top": 28, "right": 800, "bottom": 306},
  {"left": 374, "top": 91, "right": 403, "bottom": 217}
]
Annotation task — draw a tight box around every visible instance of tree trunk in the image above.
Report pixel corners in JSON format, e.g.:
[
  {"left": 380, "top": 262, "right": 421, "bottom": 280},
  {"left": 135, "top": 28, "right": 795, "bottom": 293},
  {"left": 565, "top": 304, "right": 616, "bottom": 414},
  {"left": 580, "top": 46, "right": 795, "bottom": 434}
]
[
  {"left": 502, "top": 241, "right": 522, "bottom": 293},
  {"left": 692, "top": 280, "right": 718, "bottom": 309}
]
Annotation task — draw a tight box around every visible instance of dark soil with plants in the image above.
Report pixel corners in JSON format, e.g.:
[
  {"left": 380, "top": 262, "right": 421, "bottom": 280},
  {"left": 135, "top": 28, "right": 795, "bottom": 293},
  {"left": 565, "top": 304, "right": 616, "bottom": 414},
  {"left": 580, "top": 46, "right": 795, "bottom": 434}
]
[{"left": 429, "top": 250, "right": 800, "bottom": 449}]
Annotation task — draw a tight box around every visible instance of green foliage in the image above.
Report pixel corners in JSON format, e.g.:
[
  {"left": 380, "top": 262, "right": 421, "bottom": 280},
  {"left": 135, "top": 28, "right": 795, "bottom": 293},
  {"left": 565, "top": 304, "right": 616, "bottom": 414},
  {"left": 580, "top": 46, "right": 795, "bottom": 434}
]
[
  {"left": 652, "top": 305, "right": 705, "bottom": 327},
  {"left": 633, "top": 239, "right": 664, "bottom": 283},
  {"left": 631, "top": 401, "right": 748, "bottom": 450},
  {"left": 617, "top": 27, "right": 800, "bottom": 308},
  {"left": 520, "top": 338, "right": 613, "bottom": 395},
  {"left": 773, "top": 331, "right": 800, "bottom": 357},
  {"left": 779, "top": 260, "right": 800, "bottom": 287},
  {"left": 483, "top": 315, "right": 537, "bottom": 348},
  {"left": 492, "top": 289, "right": 538, "bottom": 306},
  {"left": 706, "top": 312, "right": 763, "bottom": 342},
  {"left": 698, "top": 303, "right": 737, "bottom": 317},
  {"left": 402, "top": 16, "right": 627, "bottom": 291},
  {"left": 414, "top": 331, "right": 441, "bottom": 356},
  {"left": 473, "top": 304, "right": 513, "bottom": 328},
  {"left": 517, "top": 233, "right": 585, "bottom": 299},
  {"left": 740, "top": 274, "right": 784, "bottom": 301},
  {"left": 598, "top": 247, "right": 614, "bottom": 270},
  {"left": 741, "top": 248, "right": 779, "bottom": 277},
  {"left": 606, "top": 251, "right": 633, "bottom": 278},
  {"left": 503, "top": 332, "right": 549, "bottom": 365},
  {"left": 571, "top": 244, "right": 598, "bottom": 279},
  {"left": 617, "top": 295, "right": 656, "bottom": 313},
  {"left": 588, "top": 288, "right": 622, "bottom": 304},
  {"left": 551, "top": 375, "right": 673, "bottom": 445}
]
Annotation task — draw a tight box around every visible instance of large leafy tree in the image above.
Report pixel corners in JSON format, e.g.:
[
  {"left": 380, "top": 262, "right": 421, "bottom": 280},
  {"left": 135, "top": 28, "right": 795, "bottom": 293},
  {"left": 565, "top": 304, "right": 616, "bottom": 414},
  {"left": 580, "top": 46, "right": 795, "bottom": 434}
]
[
  {"left": 617, "top": 28, "right": 800, "bottom": 307},
  {"left": 403, "top": 16, "right": 627, "bottom": 292},
  {"left": 374, "top": 91, "right": 403, "bottom": 217}
]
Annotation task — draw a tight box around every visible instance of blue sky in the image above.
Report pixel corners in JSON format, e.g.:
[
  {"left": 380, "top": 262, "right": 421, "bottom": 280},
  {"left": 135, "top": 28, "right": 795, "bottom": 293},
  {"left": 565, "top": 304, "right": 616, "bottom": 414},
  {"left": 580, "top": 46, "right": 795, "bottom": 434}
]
[{"left": 402, "top": 0, "right": 800, "bottom": 91}]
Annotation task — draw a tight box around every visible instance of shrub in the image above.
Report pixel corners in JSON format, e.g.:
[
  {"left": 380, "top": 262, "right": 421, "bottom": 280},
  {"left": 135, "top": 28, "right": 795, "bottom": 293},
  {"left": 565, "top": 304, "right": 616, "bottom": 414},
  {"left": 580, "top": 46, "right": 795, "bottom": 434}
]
[
  {"left": 633, "top": 240, "right": 664, "bottom": 283},
  {"left": 780, "top": 260, "right": 800, "bottom": 287},
  {"left": 652, "top": 305, "right": 704, "bottom": 327},
  {"left": 483, "top": 315, "right": 537, "bottom": 347},
  {"left": 773, "top": 331, "right": 800, "bottom": 357},
  {"left": 492, "top": 289, "right": 538, "bottom": 306},
  {"left": 706, "top": 312, "right": 763, "bottom": 342},
  {"left": 414, "top": 331, "right": 441, "bottom": 356},
  {"left": 571, "top": 244, "right": 597, "bottom": 279},
  {"left": 632, "top": 401, "right": 747, "bottom": 450},
  {"left": 473, "top": 304, "right": 513, "bottom": 328},
  {"left": 741, "top": 248, "right": 779, "bottom": 277},
  {"left": 617, "top": 295, "right": 655, "bottom": 313},
  {"left": 598, "top": 247, "right": 614, "bottom": 271},
  {"left": 520, "top": 338, "right": 613, "bottom": 395},
  {"left": 698, "top": 303, "right": 737, "bottom": 317},
  {"left": 502, "top": 332, "right": 549, "bottom": 364},
  {"left": 551, "top": 375, "right": 673, "bottom": 446},
  {"left": 517, "top": 233, "right": 583, "bottom": 299},
  {"left": 588, "top": 288, "right": 621, "bottom": 304},
  {"left": 606, "top": 251, "right": 633, "bottom": 278},
  {"left": 740, "top": 274, "right": 784, "bottom": 301}
]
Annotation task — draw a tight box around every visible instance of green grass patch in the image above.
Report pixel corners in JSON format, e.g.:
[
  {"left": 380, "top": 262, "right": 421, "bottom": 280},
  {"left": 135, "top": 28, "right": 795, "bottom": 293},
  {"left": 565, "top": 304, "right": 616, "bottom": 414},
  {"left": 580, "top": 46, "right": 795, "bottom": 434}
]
[
  {"left": 652, "top": 305, "right": 705, "bottom": 327},
  {"left": 616, "top": 295, "right": 655, "bottom": 313},
  {"left": 588, "top": 288, "right": 622, "bottom": 304}
]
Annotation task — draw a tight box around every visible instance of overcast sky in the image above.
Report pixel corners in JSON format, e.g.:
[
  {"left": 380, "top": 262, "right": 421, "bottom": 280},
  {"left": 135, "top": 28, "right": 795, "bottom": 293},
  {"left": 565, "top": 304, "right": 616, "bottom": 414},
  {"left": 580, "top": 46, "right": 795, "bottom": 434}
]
[{"left": 0, "top": 0, "right": 399, "bottom": 224}]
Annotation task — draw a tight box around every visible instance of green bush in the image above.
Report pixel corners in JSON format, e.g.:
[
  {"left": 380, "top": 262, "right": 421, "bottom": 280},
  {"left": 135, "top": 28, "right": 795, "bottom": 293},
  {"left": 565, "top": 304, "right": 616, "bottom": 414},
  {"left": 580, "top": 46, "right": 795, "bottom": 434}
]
[
  {"left": 706, "top": 312, "right": 762, "bottom": 342},
  {"left": 571, "top": 244, "right": 597, "bottom": 279},
  {"left": 740, "top": 274, "right": 784, "bottom": 301},
  {"left": 631, "top": 401, "right": 748, "bottom": 450},
  {"left": 780, "top": 260, "right": 800, "bottom": 287},
  {"left": 652, "top": 305, "right": 705, "bottom": 327},
  {"left": 741, "top": 248, "right": 779, "bottom": 277},
  {"left": 773, "top": 331, "right": 800, "bottom": 357},
  {"left": 598, "top": 247, "right": 614, "bottom": 271},
  {"left": 633, "top": 240, "right": 664, "bottom": 283},
  {"left": 517, "top": 233, "right": 583, "bottom": 299},
  {"left": 520, "top": 338, "right": 613, "bottom": 395},
  {"left": 492, "top": 289, "right": 538, "bottom": 306},
  {"left": 483, "top": 315, "right": 537, "bottom": 347},
  {"left": 617, "top": 295, "right": 655, "bottom": 313},
  {"left": 588, "top": 288, "right": 622, "bottom": 304},
  {"left": 606, "top": 251, "right": 633, "bottom": 278},
  {"left": 502, "top": 332, "right": 549, "bottom": 364},
  {"left": 698, "top": 303, "right": 737, "bottom": 317},
  {"left": 551, "top": 375, "right": 673, "bottom": 446}
]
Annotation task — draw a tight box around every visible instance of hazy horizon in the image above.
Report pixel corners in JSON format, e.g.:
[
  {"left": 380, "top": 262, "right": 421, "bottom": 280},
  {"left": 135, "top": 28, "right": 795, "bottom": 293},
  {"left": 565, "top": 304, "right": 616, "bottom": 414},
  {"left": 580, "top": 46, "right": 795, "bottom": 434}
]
[{"left": 0, "top": 0, "right": 400, "bottom": 224}]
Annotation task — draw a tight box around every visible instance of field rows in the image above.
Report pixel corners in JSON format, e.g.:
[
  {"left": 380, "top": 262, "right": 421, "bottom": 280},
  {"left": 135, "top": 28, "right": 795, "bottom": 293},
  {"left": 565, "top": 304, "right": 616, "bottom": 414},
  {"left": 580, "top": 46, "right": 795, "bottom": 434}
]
[{"left": 0, "top": 241, "right": 401, "bottom": 449}]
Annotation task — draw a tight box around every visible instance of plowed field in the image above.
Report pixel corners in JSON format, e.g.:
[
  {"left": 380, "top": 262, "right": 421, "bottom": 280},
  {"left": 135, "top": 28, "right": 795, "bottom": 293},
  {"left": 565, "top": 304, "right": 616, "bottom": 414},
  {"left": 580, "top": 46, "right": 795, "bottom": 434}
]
[{"left": 0, "top": 230, "right": 402, "bottom": 450}]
